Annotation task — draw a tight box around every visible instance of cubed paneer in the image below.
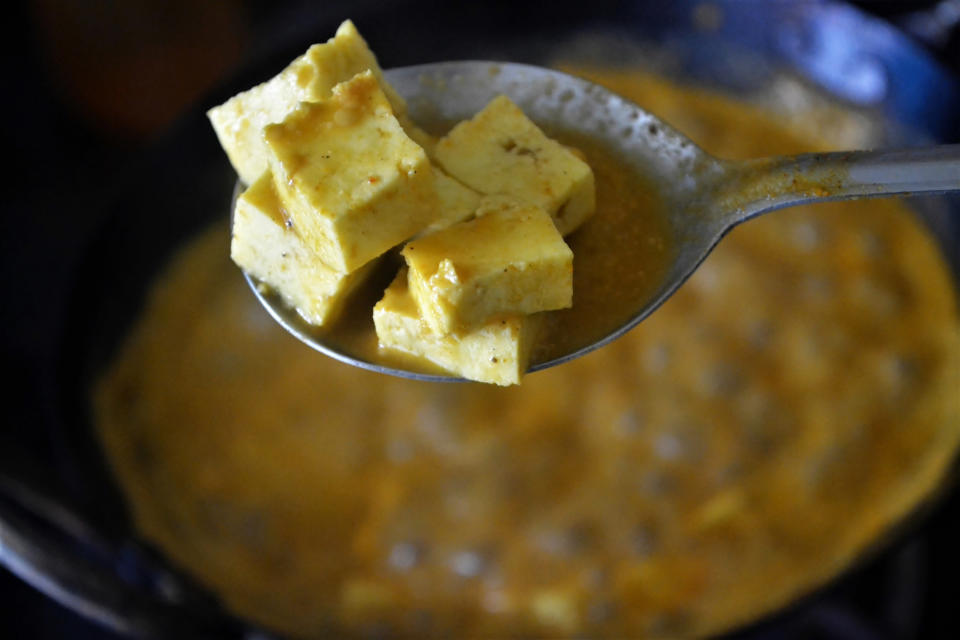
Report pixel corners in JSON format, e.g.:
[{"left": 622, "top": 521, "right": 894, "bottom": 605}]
[
  {"left": 402, "top": 196, "right": 573, "bottom": 334},
  {"left": 207, "top": 20, "right": 408, "bottom": 185},
  {"left": 373, "top": 269, "right": 540, "bottom": 385},
  {"left": 264, "top": 71, "right": 438, "bottom": 273},
  {"left": 403, "top": 123, "right": 438, "bottom": 160},
  {"left": 421, "top": 169, "right": 482, "bottom": 235},
  {"left": 434, "top": 95, "right": 596, "bottom": 235},
  {"left": 231, "top": 172, "right": 374, "bottom": 326}
]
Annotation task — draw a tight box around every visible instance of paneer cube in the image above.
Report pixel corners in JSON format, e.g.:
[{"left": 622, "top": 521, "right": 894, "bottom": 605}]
[
  {"left": 373, "top": 269, "right": 540, "bottom": 385},
  {"left": 231, "top": 172, "right": 374, "bottom": 326},
  {"left": 402, "top": 196, "right": 573, "bottom": 334},
  {"left": 208, "top": 20, "right": 409, "bottom": 185},
  {"left": 434, "top": 95, "right": 596, "bottom": 236},
  {"left": 403, "top": 124, "right": 438, "bottom": 160},
  {"left": 421, "top": 169, "right": 482, "bottom": 235},
  {"left": 264, "top": 71, "right": 438, "bottom": 273}
]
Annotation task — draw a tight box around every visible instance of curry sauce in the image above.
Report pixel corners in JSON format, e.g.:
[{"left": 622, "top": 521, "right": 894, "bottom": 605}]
[{"left": 95, "top": 69, "right": 960, "bottom": 638}]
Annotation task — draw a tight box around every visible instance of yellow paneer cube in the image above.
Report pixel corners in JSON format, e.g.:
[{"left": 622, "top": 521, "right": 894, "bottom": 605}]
[
  {"left": 373, "top": 270, "right": 540, "bottom": 385},
  {"left": 403, "top": 124, "right": 438, "bottom": 160},
  {"left": 231, "top": 172, "right": 375, "bottom": 326},
  {"left": 434, "top": 95, "right": 596, "bottom": 236},
  {"left": 264, "top": 71, "right": 438, "bottom": 273},
  {"left": 402, "top": 196, "right": 573, "bottom": 334},
  {"left": 207, "top": 20, "right": 409, "bottom": 185},
  {"left": 422, "top": 169, "right": 482, "bottom": 235}
]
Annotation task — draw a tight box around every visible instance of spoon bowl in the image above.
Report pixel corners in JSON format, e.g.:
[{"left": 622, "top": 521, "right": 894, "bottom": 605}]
[{"left": 243, "top": 61, "right": 960, "bottom": 381}]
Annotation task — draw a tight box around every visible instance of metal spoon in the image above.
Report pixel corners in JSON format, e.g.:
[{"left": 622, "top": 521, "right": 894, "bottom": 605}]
[{"left": 244, "top": 61, "right": 960, "bottom": 382}]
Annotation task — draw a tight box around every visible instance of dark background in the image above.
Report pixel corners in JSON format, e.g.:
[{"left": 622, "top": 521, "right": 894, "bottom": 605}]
[{"left": 1, "top": 0, "right": 958, "bottom": 637}]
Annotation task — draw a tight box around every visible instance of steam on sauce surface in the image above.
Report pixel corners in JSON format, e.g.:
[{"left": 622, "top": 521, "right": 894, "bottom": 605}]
[{"left": 95, "top": 69, "right": 960, "bottom": 638}]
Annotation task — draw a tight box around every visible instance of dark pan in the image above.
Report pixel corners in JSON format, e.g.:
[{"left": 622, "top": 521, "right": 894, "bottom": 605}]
[{"left": 1, "top": 1, "right": 956, "bottom": 637}]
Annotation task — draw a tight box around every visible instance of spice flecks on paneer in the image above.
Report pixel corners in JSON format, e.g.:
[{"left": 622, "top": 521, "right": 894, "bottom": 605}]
[
  {"left": 207, "top": 20, "right": 408, "bottom": 185},
  {"left": 264, "top": 71, "right": 438, "bottom": 273},
  {"left": 402, "top": 196, "right": 573, "bottom": 334},
  {"left": 373, "top": 269, "right": 540, "bottom": 385},
  {"left": 231, "top": 172, "right": 375, "bottom": 326},
  {"left": 434, "top": 95, "right": 596, "bottom": 236}
]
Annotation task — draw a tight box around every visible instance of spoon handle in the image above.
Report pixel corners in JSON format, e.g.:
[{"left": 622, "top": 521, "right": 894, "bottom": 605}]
[{"left": 725, "top": 144, "right": 960, "bottom": 223}]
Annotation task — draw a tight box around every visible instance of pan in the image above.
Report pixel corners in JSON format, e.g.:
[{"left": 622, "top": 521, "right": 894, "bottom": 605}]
[{"left": 2, "top": 0, "right": 957, "bottom": 637}]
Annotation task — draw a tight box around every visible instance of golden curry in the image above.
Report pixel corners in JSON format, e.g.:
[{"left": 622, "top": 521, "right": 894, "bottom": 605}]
[{"left": 95, "top": 69, "right": 960, "bottom": 638}]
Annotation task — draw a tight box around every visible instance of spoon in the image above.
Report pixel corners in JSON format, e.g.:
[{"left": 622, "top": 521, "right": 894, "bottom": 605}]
[{"left": 243, "top": 61, "right": 960, "bottom": 382}]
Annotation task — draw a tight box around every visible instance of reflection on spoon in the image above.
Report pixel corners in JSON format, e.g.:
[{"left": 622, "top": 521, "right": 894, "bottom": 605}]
[{"left": 243, "top": 61, "right": 960, "bottom": 382}]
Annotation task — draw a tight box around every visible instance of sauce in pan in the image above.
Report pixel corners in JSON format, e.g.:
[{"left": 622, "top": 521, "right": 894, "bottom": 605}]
[{"left": 95, "top": 69, "right": 960, "bottom": 638}]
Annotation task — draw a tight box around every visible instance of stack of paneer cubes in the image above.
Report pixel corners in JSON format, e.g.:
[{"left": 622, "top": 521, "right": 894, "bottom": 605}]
[{"left": 210, "top": 20, "right": 595, "bottom": 385}]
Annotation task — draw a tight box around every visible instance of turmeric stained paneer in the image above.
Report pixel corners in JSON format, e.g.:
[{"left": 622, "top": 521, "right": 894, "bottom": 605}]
[
  {"left": 211, "top": 21, "right": 599, "bottom": 385},
  {"left": 207, "top": 20, "right": 408, "bottom": 185},
  {"left": 231, "top": 172, "right": 374, "bottom": 327},
  {"left": 373, "top": 269, "right": 540, "bottom": 385},
  {"left": 421, "top": 170, "right": 482, "bottom": 235},
  {"left": 264, "top": 71, "right": 438, "bottom": 273},
  {"left": 402, "top": 196, "right": 573, "bottom": 335},
  {"left": 435, "top": 95, "right": 596, "bottom": 236}
]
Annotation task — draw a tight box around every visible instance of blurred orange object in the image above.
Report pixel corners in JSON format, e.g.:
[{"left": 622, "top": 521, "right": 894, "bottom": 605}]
[{"left": 31, "top": 0, "right": 248, "bottom": 140}]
